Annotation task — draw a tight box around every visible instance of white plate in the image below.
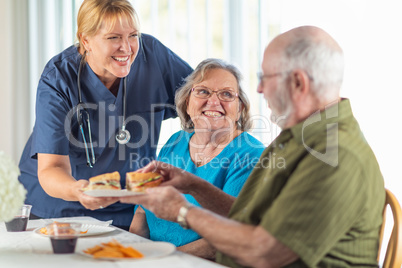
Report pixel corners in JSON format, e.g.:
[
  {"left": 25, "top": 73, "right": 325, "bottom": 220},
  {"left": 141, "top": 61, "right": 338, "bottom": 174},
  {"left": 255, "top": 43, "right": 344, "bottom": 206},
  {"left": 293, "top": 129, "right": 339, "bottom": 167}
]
[
  {"left": 80, "top": 242, "right": 176, "bottom": 260},
  {"left": 83, "top": 189, "right": 145, "bottom": 197},
  {"left": 34, "top": 224, "right": 115, "bottom": 237}
]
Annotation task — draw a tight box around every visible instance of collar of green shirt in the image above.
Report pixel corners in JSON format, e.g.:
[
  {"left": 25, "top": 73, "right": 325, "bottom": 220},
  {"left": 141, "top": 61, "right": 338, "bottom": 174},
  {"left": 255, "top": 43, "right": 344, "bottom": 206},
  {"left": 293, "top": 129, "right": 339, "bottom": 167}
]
[{"left": 278, "top": 98, "right": 353, "bottom": 145}]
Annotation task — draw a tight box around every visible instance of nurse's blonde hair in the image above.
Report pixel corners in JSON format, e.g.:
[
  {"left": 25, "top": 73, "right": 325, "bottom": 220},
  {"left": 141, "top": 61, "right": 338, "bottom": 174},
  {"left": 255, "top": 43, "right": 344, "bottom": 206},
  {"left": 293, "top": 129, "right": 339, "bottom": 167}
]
[{"left": 76, "top": 0, "right": 140, "bottom": 52}]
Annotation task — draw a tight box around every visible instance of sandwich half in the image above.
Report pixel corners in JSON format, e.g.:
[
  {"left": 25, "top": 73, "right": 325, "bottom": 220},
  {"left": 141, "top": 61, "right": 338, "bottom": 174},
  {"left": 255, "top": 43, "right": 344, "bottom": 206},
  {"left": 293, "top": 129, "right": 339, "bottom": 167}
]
[
  {"left": 126, "top": 172, "right": 162, "bottom": 192},
  {"left": 86, "top": 171, "right": 121, "bottom": 190}
]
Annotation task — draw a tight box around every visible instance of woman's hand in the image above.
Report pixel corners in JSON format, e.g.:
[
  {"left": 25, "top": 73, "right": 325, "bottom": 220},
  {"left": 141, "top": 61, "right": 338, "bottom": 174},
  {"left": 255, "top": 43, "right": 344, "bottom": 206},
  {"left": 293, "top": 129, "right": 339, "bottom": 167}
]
[
  {"left": 137, "top": 161, "right": 199, "bottom": 194},
  {"left": 137, "top": 160, "right": 235, "bottom": 215}
]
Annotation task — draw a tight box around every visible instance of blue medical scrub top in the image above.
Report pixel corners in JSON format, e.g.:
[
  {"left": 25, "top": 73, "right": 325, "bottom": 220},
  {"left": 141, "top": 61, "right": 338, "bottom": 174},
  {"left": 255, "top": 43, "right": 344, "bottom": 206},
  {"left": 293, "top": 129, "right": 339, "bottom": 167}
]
[{"left": 18, "top": 34, "right": 193, "bottom": 228}]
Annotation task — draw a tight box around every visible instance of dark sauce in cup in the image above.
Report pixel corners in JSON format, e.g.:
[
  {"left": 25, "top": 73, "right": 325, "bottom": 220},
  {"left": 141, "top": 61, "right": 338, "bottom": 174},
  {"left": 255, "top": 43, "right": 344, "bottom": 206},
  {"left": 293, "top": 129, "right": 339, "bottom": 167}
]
[
  {"left": 5, "top": 216, "right": 29, "bottom": 232},
  {"left": 50, "top": 237, "right": 78, "bottom": 254}
]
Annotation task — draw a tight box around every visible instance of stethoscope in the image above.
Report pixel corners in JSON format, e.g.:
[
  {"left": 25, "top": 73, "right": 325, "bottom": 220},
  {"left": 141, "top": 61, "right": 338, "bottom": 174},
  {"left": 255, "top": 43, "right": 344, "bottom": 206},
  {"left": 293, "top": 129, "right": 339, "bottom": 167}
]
[{"left": 76, "top": 54, "right": 131, "bottom": 167}]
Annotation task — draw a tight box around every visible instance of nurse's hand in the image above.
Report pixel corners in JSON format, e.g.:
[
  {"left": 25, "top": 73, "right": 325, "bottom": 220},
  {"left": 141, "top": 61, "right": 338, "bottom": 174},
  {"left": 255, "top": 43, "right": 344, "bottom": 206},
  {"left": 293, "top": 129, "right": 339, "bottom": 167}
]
[{"left": 75, "top": 180, "right": 119, "bottom": 210}]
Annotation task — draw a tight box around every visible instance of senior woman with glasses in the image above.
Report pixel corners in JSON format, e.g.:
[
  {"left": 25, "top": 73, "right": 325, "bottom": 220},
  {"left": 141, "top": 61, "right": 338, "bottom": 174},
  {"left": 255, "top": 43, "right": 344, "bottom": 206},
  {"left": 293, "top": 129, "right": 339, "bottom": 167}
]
[{"left": 129, "top": 58, "right": 264, "bottom": 259}]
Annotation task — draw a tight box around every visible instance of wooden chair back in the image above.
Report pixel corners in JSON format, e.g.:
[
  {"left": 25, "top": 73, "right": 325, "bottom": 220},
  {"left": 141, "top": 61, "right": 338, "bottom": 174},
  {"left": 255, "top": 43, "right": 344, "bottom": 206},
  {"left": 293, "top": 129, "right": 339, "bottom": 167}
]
[{"left": 377, "top": 189, "right": 402, "bottom": 268}]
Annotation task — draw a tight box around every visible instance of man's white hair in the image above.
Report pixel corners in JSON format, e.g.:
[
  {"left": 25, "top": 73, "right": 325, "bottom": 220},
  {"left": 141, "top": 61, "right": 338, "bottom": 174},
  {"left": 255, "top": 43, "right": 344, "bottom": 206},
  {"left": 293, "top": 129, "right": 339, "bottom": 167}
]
[{"left": 278, "top": 28, "right": 344, "bottom": 102}]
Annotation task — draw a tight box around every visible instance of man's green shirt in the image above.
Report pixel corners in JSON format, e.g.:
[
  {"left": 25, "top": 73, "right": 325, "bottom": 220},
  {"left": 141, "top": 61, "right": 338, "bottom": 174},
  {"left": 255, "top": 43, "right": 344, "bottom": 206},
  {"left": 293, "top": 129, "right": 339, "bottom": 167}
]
[{"left": 216, "top": 99, "right": 385, "bottom": 267}]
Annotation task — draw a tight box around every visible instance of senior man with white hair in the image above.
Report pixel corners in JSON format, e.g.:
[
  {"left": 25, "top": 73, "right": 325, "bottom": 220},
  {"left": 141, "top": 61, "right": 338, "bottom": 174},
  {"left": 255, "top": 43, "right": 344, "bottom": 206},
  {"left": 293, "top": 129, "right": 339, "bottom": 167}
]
[{"left": 121, "top": 26, "right": 385, "bottom": 268}]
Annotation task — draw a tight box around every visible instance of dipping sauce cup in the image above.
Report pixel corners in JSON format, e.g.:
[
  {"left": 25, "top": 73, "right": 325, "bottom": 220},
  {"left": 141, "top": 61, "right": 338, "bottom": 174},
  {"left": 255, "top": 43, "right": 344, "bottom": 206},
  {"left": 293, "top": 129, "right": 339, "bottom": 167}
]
[
  {"left": 5, "top": 204, "right": 32, "bottom": 232},
  {"left": 46, "top": 222, "right": 82, "bottom": 254}
]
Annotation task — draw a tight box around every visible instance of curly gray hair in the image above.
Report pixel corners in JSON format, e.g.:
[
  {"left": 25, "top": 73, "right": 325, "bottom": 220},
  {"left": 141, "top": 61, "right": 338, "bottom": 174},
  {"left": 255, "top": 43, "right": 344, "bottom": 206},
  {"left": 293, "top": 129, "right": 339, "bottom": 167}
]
[{"left": 175, "top": 58, "right": 252, "bottom": 132}]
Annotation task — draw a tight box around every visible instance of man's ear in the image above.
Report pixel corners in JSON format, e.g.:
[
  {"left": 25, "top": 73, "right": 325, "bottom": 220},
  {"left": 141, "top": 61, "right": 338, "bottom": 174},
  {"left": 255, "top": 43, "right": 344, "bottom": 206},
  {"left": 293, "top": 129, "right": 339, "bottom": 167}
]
[{"left": 290, "top": 69, "right": 310, "bottom": 98}]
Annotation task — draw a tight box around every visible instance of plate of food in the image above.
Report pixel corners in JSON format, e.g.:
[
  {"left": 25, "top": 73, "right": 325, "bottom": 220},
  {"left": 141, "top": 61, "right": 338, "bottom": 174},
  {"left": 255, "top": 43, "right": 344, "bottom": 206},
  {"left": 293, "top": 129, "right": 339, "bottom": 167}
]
[
  {"left": 80, "top": 240, "right": 176, "bottom": 260},
  {"left": 34, "top": 222, "right": 115, "bottom": 237},
  {"left": 82, "top": 171, "right": 163, "bottom": 197}
]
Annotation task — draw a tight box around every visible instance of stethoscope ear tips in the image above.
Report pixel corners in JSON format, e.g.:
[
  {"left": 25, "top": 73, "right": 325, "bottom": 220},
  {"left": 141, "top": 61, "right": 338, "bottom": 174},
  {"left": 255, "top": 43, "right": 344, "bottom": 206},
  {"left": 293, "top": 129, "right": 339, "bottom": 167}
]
[{"left": 116, "top": 129, "right": 131, "bottom": 145}]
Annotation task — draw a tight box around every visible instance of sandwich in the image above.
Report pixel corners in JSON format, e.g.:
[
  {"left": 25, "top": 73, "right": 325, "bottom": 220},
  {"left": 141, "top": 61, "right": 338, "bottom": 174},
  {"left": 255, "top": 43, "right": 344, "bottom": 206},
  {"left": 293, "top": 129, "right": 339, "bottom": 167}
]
[
  {"left": 126, "top": 172, "right": 162, "bottom": 192},
  {"left": 86, "top": 171, "right": 121, "bottom": 190}
]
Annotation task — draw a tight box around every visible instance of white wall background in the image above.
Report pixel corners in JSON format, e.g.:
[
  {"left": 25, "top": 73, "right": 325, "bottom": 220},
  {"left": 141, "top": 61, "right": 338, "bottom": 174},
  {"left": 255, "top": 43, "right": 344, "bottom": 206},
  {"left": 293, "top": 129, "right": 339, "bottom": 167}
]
[{"left": 0, "top": 0, "right": 30, "bottom": 163}]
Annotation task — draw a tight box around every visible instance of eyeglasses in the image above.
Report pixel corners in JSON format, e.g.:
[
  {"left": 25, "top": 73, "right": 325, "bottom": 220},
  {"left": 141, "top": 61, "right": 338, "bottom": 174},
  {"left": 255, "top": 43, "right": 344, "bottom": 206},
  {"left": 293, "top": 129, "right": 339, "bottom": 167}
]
[
  {"left": 191, "top": 86, "right": 239, "bottom": 102},
  {"left": 257, "top": 71, "right": 290, "bottom": 86},
  {"left": 257, "top": 70, "right": 314, "bottom": 86}
]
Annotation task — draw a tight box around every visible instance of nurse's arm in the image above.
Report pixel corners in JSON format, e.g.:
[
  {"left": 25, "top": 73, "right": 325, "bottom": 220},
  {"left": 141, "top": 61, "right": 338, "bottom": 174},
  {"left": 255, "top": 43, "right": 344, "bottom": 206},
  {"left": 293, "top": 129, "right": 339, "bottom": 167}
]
[
  {"left": 37, "top": 153, "right": 119, "bottom": 209},
  {"left": 37, "top": 153, "right": 82, "bottom": 201}
]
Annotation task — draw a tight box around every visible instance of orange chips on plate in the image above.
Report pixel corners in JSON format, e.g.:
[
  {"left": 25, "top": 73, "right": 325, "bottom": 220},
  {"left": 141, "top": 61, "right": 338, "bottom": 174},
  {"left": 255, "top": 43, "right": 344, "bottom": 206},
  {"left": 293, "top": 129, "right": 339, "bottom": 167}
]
[{"left": 83, "top": 239, "right": 144, "bottom": 259}]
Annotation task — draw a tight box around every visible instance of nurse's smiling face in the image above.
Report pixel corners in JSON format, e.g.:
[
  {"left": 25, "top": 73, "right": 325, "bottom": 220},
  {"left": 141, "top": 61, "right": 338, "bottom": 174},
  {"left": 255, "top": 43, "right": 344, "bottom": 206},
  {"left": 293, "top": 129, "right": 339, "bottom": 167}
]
[{"left": 81, "top": 16, "right": 139, "bottom": 88}]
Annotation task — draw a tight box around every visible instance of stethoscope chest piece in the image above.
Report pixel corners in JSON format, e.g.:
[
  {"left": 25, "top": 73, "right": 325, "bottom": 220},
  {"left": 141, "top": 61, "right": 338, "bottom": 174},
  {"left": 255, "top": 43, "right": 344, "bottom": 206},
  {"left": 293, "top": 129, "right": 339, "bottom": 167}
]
[{"left": 116, "top": 128, "right": 131, "bottom": 145}]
